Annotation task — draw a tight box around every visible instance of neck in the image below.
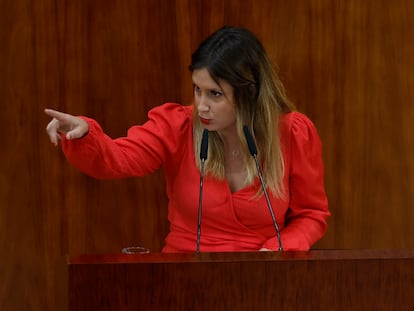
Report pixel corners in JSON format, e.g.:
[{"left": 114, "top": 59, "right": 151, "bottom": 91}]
[{"left": 219, "top": 126, "right": 240, "bottom": 150}]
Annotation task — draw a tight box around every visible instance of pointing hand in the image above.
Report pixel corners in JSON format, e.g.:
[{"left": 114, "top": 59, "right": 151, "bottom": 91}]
[{"left": 45, "top": 109, "right": 89, "bottom": 146}]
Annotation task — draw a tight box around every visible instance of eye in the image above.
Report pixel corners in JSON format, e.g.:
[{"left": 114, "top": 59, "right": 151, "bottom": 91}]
[
  {"left": 193, "top": 85, "right": 201, "bottom": 94},
  {"left": 210, "top": 90, "right": 222, "bottom": 97}
]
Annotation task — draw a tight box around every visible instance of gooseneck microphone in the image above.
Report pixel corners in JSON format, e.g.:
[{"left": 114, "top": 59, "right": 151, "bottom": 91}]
[
  {"left": 243, "top": 125, "right": 283, "bottom": 251},
  {"left": 196, "top": 129, "right": 209, "bottom": 252}
]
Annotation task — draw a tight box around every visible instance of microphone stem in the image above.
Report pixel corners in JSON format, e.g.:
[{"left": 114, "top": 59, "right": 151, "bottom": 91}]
[
  {"left": 196, "top": 158, "right": 205, "bottom": 252},
  {"left": 254, "top": 154, "right": 283, "bottom": 252}
]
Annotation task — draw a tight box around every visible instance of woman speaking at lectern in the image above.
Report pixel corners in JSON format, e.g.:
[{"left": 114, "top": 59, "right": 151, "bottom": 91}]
[{"left": 45, "top": 26, "right": 330, "bottom": 252}]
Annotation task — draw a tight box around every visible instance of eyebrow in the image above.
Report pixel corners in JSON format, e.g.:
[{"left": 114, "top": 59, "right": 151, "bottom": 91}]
[{"left": 192, "top": 82, "right": 223, "bottom": 92}]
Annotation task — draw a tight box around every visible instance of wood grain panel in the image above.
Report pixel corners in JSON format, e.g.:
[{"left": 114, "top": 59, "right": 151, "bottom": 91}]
[
  {"left": 67, "top": 251, "right": 414, "bottom": 310},
  {"left": 1, "top": 0, "right": 414, "bottom": 310}
]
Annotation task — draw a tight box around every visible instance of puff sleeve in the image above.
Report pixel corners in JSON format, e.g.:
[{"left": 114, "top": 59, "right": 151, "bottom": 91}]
[
  {"left": 263, "top": 112, "right": 330, "bottom": 251},
  {"left": 61, "top": 103, "right": 192, "bottom": 179}
]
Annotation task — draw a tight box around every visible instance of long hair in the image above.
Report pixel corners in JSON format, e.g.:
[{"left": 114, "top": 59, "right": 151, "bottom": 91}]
[{"left": 189, "top": 26, "right": 296, "bottom": 198}]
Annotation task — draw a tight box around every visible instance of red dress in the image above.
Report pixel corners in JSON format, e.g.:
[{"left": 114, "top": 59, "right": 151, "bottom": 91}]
[{"left": 62, "top": 103, "right": 330, "bottom": 252}]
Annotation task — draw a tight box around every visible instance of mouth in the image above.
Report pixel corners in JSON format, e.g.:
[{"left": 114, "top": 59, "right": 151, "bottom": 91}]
[{"left": 199, "top": 117, "right": 210, "bottom": 125}]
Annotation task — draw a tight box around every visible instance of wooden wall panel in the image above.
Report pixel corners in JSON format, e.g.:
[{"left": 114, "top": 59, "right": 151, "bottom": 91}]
[{"left": 1, "top": 0, "right": 414, "bottom": 310}]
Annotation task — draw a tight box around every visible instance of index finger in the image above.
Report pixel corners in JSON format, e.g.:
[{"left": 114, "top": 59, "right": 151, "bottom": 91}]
[{"left": 44, "top": 108, "right": 71, "bottom": 121}]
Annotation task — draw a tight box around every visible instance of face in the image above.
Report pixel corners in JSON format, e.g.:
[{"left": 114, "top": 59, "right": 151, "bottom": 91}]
[{"left": 192, "top": 68, "right": 237, "bottom": 135}]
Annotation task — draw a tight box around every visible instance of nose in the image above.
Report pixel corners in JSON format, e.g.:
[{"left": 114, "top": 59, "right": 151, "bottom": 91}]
[{"left": 197, "top": 95, "right": 210, "bottom": 113}]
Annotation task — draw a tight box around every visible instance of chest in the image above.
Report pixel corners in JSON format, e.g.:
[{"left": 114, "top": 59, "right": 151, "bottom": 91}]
[
  {"left": 225, "top": 170, "right": 248, "bottom": 193},
  {"left": 224, "top": 154, "right": 248, "bottom": 193}
]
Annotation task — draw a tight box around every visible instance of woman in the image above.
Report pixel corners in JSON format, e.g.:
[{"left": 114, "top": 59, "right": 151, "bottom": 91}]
[{"left": 45, "top": 26, "right": 330, "bottom": 252}]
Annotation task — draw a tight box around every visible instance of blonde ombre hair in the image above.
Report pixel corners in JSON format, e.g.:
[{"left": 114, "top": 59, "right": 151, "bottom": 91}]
[{"left": 190, "top": 26, "right": 296, "bottom": 198}]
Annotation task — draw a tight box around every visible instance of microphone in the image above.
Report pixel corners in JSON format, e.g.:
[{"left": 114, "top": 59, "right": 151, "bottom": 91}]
[
  {"left": 243, "top": 125, "right": 283, "bottom": 251},
  {"left": 196, "top": 129, "right": 209, "bottom": 252}
]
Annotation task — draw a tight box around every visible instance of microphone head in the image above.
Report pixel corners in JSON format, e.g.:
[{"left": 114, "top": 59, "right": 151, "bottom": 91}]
[
  {"left": 243, "top": 125, "right": 257, "bottom": 156},
  {"left": 200, "top": 129, "right": 209, "bottom": 160}
]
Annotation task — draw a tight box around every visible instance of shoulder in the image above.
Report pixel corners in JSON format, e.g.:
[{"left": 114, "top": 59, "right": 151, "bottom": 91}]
[
  {"left": 280, "top": 111, "right": 320, "bottom": 141},
  {"left": 145, "top": 103, "right": 194, "bottom": 131},
  {"left": 279, "top": 111, "right": 323, "bottom": 159},
  {"left": 148, "top": 103, "right": 193, "bottom": 120}
]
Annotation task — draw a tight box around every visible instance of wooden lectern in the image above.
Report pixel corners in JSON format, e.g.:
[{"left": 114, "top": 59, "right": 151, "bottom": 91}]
[{"left": 67, "top": 250, "right": 414, "bottom": 310}]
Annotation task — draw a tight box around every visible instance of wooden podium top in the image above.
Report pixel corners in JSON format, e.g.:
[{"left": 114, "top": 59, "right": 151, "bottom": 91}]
[
  {"left": 67, "top": 250, "right": 414, "bottom": 311},
  {"left": 68, "top": 248, "right": 414, "bottom": 264}
]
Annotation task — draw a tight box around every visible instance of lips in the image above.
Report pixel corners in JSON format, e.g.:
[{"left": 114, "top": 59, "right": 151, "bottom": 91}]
[{"left": 199, "top": 117, "right": 210, "bottom": 125}]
